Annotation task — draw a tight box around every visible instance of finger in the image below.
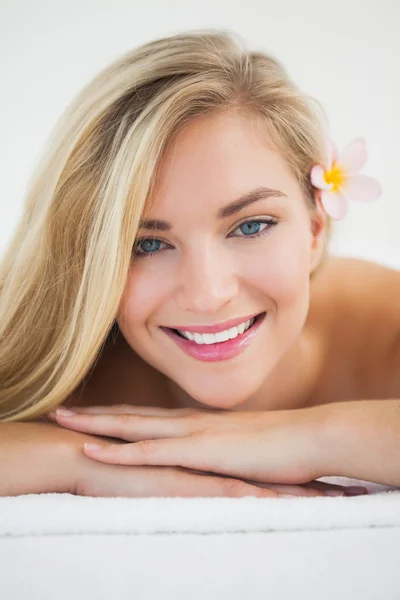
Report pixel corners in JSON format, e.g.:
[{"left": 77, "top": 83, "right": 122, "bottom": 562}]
[
  {"left": 171, "top": 470, "right": 280, "bottom": 498},
  {"left": 183, "top": 470, "right": 327, "bottom": 496},
  {"left": 55, "top": 404, "right": 194, "bottom": 417},
  {"left": 241, "top": 479, "right": 326, "bottom": 496},
  {"left": 83, "top": 436, "right": 204, "bottom": 469},
  {"left": 77, "top": 461, "right": 280, "bottom": 498},
  {"left": 50, "top": 411, "right": 189, "bottom": 442}
]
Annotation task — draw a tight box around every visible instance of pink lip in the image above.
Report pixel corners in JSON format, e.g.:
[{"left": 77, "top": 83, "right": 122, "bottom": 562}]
[
  {"left": 165, "top": 311, "right": 263, "bottom": 334},
  {"left": 160, "top": 312, "right": 266, "bottom": 362}
]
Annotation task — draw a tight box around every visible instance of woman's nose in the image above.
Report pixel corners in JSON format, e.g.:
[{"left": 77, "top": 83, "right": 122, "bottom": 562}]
[{"left": 175, "top": 249, "right": 239, "bottom": 314}]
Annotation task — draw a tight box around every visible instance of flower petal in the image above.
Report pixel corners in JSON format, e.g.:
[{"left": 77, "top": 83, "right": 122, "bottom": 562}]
[
  {"left": 321, "top": 189, "right": 349, "bottom": 220},
  {"left": 331, "top": 139, "right": 339, "bottom": 164},
  {"left": 310, "top": 164, "right": 334, "bottom": 190},
  {"left": 342, "top": 174, "right": 383, "bottom": 202},
  {"left": 321, "top": 136, "right": 338, "bottom": 171},
  {"left": 339, "top": 138, "right": 368, "bottom": 174}
]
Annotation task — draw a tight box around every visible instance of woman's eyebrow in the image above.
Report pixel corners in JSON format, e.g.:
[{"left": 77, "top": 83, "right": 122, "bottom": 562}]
[{"left": 139, "top": 186, "right": 287, "bottom": 231}]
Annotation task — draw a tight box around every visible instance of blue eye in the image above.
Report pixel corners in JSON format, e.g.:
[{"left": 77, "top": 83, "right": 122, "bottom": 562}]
[
  {"left": 135, "top": 238, "right": 164, "bottom": 255},
  {"left": 230, "top": 217, "right": 279, "bottom": 239},
  {"left": 133, "top": 217, "right": 279, "bottom": 258},
  {"left": 237, "top": 220, "right": 268, "bottom": 236}
]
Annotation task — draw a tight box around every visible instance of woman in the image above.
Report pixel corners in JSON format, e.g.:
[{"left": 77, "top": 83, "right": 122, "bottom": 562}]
[{"left": 1, "top": 29, "right": 398, "bottom": 498}]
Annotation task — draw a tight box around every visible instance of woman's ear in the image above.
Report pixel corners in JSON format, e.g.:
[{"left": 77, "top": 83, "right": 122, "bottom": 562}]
[{"left": 309, "top": 189, "right": 328, "bottom": 271}]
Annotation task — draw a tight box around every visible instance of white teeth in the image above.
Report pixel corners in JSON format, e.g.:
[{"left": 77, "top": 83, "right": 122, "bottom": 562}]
[
  {"left": 178, "top": 317, "right": 256, "bottom": 345},
  {"left": 237, "top": 322, "right": 245, "bottom": 335},
  {"left": 193, "top": 333, "right": 203, "bottom": 344},
  {"left": 214, "top": 330, "right": 230, "bottom": 343}
]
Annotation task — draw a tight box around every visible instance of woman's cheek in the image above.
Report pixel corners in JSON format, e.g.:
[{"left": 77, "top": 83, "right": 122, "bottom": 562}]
[
  {"left": 249, "top": 236, "right": 309, "bottom": 307},
  {"left": 117, "top": 272, "right": 156, "bottom": 336}
]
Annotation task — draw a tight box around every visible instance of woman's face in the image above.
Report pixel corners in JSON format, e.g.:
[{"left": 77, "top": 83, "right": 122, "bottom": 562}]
[{"left": 117, "top": 112, "right": 325, "bottom": 409}]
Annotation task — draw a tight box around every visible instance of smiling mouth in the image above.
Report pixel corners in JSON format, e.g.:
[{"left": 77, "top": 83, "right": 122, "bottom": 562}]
[{"left": 169, "top": 312, "right": 266, "bottom": 340}]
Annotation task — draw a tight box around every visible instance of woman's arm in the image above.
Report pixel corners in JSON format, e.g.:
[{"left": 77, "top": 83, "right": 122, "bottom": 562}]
[
  {"left": 0, "top": 420, "right": 128, "bottom": 496},
  {"left": 321, "top": 399, "right": 400, "bottom": 486},
  {"left": 0, "top": 421, "right": 84, "bottom": 495},
  {"left": 47, "top": 400, "right": 394, "bottom": 489},
  {"left": 0, "top": 420, "right": 353, "bottom": 498}
]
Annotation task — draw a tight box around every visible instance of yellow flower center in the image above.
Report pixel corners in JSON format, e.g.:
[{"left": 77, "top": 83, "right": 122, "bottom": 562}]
[{"left": 324, "top": 164, "right": 345, "bottom": 191}]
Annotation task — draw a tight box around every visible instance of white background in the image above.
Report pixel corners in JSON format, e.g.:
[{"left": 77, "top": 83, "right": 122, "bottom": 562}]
[{"left": 1, "top": 0, "right": 399, "bottom": 269}]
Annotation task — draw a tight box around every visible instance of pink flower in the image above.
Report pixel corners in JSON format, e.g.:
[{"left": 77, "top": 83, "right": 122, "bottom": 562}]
[{"left": 310, "top": 137, "right": 382, "bottom": 219}]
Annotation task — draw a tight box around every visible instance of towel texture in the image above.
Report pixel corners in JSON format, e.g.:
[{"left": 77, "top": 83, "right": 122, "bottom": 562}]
[{"left": 0, "top": 476, "right": 399, "bottom": 537}]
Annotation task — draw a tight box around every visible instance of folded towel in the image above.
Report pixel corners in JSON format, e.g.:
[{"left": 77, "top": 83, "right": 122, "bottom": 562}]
[{"left": 0, "top": 476, "right": 399, "bottom": 537}]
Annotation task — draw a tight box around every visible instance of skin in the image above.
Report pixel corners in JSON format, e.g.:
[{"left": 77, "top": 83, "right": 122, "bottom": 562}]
[
  {"left": 69, "top": 111, "right": 400, "bottom": 413},
  {"left": 113, "top": 111, "right": 326, "bottom": 412},
  {"left": 50, "top": 112, "right": 400, "bottom": 497}
]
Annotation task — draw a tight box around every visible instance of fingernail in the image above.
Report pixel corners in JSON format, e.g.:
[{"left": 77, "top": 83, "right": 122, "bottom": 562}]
[
  {"left": 344, "top": 486, "right": 369, "bottom": 496},
  {"left": 56, "top": 409, "right": 76, "bottom": 417},
  {"left": 324, "top": 490, "right": 345, "bottom": 497},
  {"left": 83, "top": 443, "right": 104, "bottom": 451},
  {"left": 280, "top": 494, "right": 297, "bottom": 498}
]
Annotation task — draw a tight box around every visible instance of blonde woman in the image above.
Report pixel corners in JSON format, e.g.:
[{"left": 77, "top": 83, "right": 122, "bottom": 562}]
[{"left": 1, "top": 29, "right": 398, "bottom": 499}]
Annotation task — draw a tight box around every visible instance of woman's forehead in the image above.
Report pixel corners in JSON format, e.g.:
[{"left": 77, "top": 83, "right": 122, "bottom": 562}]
[{"left": 147, "top": 116, "right": 298, "bottom": 218}]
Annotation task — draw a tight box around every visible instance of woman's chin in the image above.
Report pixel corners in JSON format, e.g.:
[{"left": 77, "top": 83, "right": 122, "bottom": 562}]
[
  {"left": 180, "top": 388, "right": 259, "bottom": 411},
  {"left": 165, "top": 374, "right": 262, "bottom": 411}
]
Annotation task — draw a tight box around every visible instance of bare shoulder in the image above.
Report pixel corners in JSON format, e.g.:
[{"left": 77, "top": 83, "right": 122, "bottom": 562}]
[
  {"left": 324, "top": 255, "right": 400, "bottom": 326},
  {"left": 311, "top": 255, "right": 400, "bottom": 402},
  {"left": 324, "top": 254, "right": 400, "bottom": 286},
  {"left": 306, "top": 255, "right": 399, "bottom": 339}
]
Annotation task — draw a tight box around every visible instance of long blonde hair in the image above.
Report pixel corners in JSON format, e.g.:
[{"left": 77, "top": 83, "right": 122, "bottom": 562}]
[{"left": 0, "top": 28, "right": 333, "bottom": 422}]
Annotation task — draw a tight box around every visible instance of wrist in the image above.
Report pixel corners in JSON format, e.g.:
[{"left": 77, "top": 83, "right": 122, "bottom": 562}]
[
  {"left": 303, "top": 402, "right": 350, "bottom": 479},
  {"left": 311, "top": 400, "right": 387, "bottom": 481},
  {"left": 0, "top": 421, "right": 79, "bottom": 496},
  {"left": 29, "top": 421, "right": 109, "bottom": 495},
  {"left": 317, "top": 399, "right": 400, "bottom": 486}
]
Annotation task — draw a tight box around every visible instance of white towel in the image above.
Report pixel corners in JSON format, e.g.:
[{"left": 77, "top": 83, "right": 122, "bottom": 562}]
[{"left": 0, "top": 476, "right": 399, "bottom": 537}]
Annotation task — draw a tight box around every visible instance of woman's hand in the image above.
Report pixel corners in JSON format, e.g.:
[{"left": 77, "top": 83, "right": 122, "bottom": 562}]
[
  {"left": 47, "top": 403, "right": 367, "bottom": 494},
  {"left": 21, "top": 420, "right": 282, "bottom": 498},
  {"left": 5, "top": 417, "right": 362, "bottom": 498},
  {"left": 74, "top": 463, "right": 351, "bottom": 499}
]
